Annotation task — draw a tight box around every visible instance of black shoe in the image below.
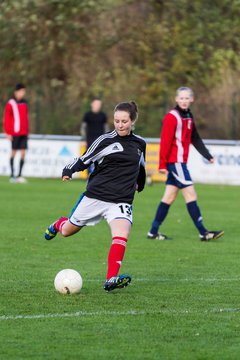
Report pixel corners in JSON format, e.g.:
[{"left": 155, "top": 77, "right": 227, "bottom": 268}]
[
  {"left": 200, "top": 230, "right": 224, "bottom": 241},
  {"left": 147, "top": 232, "right": 171, "bottom": 240},
  {"left": 104, "top": 274, "right": 131, "bottom": 292}
]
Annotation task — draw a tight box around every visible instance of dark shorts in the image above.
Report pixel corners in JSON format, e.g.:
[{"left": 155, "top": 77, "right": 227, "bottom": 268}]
[
  {"left": 166, "top": 163, "right": 193, "bottom": 189},
  {"left": 12, "top": 135, "right": 28, "bottom": 150}
]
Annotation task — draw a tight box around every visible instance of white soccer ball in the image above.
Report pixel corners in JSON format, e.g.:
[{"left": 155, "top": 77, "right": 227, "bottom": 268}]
[{"left": 54, "top": 269, "right": 83, "bottom": 294}]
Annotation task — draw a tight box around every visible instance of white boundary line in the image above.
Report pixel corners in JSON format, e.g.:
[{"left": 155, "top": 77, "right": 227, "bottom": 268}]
[
  {"left": 0, "top": 310, "right": 144, "bottom": 321},
  {"left": 2, "top": 277, "right": 240, "bottom": 321},
  {"left": 1, "top": 308, "right": 240, "bottom": 321}
]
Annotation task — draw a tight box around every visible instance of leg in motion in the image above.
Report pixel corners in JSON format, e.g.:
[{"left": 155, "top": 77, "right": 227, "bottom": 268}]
[
  {"left": 104, "top": 219, "right": 132, "bottom": 292},
  {"left": 45, "top": 217, "right": 82, "bottom": 240},
  {"left": 183, "top": 185, "right": 207, "bottom": 236},
  {"left": 148, "top": 185, "right": 178, "bottom": 240},
  {"left": 182, "top": 185, "right": 224, "bottom": 241}
]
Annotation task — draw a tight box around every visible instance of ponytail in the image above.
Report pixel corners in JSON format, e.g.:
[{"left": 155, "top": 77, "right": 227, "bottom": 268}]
[{"left": 114, "top": 101, "right": 138, "bottom": 121}]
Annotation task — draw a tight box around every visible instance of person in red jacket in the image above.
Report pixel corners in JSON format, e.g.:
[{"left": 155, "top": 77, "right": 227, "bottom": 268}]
[
  {"left": 147, "top": 87, "right": 224, "bottom": 241},
  {"left": 3, "top": 83, "right": 29, "bottom": 183}
]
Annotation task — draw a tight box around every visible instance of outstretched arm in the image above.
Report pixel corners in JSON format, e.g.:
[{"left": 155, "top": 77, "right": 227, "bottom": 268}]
[
  {"left": 62, "top": 158, "right": 88, "bottom": 181},
  {"left": 62, "top": 133, "right": 114, "bottom": 180}
]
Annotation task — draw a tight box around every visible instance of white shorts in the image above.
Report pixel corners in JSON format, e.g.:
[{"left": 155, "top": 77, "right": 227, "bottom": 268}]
[{"left": 69, "top": 195, "right": 133, "bottom": 227}]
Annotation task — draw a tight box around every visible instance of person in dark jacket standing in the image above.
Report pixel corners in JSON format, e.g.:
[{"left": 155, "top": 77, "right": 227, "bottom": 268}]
[
  {"left": 147, "top": 87, "right": 224, "bottom": 241},
  {"left": 81, "top": 97, "right": 108, "bottom": 148},
  {"left": 3, "top": 83, "right": 29, "bottom": 183},
  {"left": 45, "top": 101, "right": 146, "bottom": 292}
]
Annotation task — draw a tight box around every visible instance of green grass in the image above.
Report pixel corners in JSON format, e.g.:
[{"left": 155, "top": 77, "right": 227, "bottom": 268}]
[{"left": 0, "top": 177, "right": 239, "bottom": 360}]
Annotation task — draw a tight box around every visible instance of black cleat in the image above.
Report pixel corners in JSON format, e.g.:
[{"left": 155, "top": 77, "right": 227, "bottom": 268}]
[
  {"left": 147, "top": 232, "right": 171, "bottom": 240},
  {"left": 104, "top": 274, "right": 131, "bottom": 292},
  {"left": 200, "top": 230, "right": 224, "bottom": 241}
]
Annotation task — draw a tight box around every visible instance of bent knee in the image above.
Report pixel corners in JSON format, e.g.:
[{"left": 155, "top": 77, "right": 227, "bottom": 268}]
[
  {"left": 60, "top": 229, "right": 70, "bottom": 237},
  {"left": 60, "top": 225, "right": 81, "bottom": 237}
]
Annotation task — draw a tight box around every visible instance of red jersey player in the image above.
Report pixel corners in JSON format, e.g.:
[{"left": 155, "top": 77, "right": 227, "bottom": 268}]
[
  {"left": 3, "top": 83, "right": 29, "bottom": 183},
  {"left": 147, "top": 87, "right": 224, "bottom": 241}
]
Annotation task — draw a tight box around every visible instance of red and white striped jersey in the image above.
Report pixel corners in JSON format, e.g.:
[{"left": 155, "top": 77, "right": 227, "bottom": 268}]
[
  {"left": 159, "top": 106, "right": 212, "bottom": 170},
  {"left": 3, "top": 98, "right": 29, "bottom": 136}
]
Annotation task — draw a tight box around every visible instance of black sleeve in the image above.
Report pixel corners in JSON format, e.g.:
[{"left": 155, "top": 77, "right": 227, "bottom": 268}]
[
  {"left": 62, "top": 135, "right": 111, "bottom": 178},
  {"left": 82, "top": 112, "right": 89, "bottom": 124},
  {"left": 191, "top": 123, "right": 213, "bottom": 161},
  {"left": 137, "top": 143, "right": 146, "bottom": 192},
  {"left": 62, "top": 158, "right": 88, "bottom": 178},
  {"left": 137, "top": 164, "right": 146, "bottom": 192}
]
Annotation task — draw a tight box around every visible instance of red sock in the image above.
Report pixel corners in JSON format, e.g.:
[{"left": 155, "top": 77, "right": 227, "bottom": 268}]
[
  {"left": 54, "top": 217, "right": 68, "bottom": 234},
  {"left": 106, "top": 236, "right": 128, "bottom": 280}
]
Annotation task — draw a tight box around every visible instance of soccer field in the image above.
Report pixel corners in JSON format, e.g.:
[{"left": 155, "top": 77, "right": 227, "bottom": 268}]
[{"left": 1, "top": 177, "right": 239, "bottom": 360}]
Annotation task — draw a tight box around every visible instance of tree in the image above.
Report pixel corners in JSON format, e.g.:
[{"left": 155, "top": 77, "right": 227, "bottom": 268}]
[{"left": 0, "top": 0, "right": 239, "bottom": 138}]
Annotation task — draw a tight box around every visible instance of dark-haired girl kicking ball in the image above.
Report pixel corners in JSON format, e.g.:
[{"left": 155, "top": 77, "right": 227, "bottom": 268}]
[{"left": 45, "top": 101, "right": 146, "bottom": 291}]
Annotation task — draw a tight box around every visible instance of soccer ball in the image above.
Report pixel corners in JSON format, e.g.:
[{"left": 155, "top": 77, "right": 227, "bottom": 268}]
[{"left": 54, "top": 269, "right": 83, "bottom": 294}]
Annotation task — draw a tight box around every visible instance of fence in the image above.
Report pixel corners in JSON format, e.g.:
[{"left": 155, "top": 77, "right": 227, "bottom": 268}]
[{"left": 0, "top": 134, "right": 239, "bottom": 185}]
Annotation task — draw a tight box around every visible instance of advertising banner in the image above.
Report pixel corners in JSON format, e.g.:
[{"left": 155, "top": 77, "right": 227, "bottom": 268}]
[
  {"left": 188, "top": 144, "right": 240, "bottom": 185},
  {"left": 145, "top": 143, "right": 167, "bottom": 183},
  {"left": 0, "top": 135, "right": 239, "bottom": 185},
  {"left": 0, "top": 138, "right": 80, "bottom": 178}
]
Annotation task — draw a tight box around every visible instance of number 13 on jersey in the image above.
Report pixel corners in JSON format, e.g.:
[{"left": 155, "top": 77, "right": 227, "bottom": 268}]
[{"left": 119, "top": 204, "right": 132, "bottom": 217}]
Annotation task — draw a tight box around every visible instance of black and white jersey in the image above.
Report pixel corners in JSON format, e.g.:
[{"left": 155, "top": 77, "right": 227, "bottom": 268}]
[{"left": 63, "top": 130, "right": 146, "bottom": 204}]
